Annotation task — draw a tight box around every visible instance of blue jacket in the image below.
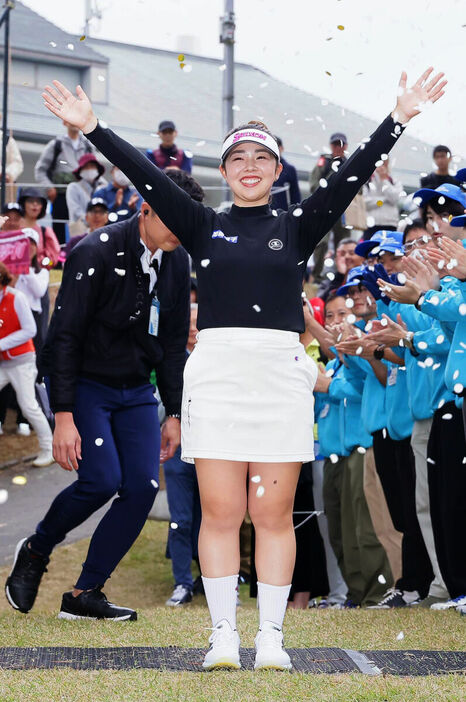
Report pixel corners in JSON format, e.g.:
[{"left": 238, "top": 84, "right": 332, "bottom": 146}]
[
  {"left": 315, "top": 359, "right": 349, "bottom": 458},
  {"left": 420, "top": 276, "right": 466, "bottom": 405},
  {"left": 93, "top": 183, "right": 143, "bottom": 222},
  {"left": 344, "top": 354, "right": 388, "bottom": 435},
  {"left": 327, "top": 355, "right": 373, "bottom": 453}
]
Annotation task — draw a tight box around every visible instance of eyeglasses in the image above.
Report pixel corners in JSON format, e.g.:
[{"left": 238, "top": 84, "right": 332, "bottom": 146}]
[{"left": 404, "top": 235, "right": 433, "bottom": 251}]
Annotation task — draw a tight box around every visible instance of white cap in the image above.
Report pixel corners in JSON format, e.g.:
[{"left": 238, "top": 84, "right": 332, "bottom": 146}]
[{"left": 22, "top": 228, "right": 39, "bottom": 245}]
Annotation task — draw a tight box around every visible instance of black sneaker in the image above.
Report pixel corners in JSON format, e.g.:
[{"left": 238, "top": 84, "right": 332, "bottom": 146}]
[
  {"left": 165, "top": 584, "right": 193, "bottom": 607},
  {"left": 5, "top": 537, "right": 49, "bottom": 613},
  {"left": 367, "top": 588, "right": 408, "bottom": 609},
  {"left": 58, "top": 587, "right": 137, "bottom": 621}
]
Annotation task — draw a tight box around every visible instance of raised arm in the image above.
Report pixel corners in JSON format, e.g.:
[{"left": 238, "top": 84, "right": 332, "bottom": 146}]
[
  {"left": 42, "top": 81, "right": 207, "bottom": 254},
  {"left": 296, "top": 68, "right": 447, "bottom": 254}
]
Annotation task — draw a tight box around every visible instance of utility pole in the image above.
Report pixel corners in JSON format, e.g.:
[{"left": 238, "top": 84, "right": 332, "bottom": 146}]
[
  {"left": 0, "top": 0, "right": 14, "bottom": 210},
  {"left": 219, "top": 0, "right": 235, "bottom": 202},
  {"left": 83, "top": 0, "right": 102, "bottom": 37}
]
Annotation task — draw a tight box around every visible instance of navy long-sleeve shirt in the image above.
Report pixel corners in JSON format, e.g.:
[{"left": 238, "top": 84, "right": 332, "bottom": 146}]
[{"left": 85, "top": 115, "right": 405, "bottom": 334}]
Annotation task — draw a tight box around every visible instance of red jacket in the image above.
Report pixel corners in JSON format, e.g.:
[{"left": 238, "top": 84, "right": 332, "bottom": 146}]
[{"left": 0, "top": 288, "right": 35, "bottom": 360}]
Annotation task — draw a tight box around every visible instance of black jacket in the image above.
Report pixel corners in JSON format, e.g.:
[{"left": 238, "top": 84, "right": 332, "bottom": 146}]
[{"left": 44, "top": 214, "right": 190, "bottom": 414}]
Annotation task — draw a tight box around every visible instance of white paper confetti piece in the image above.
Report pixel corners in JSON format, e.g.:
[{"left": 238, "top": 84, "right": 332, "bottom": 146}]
[
  {"left": 326, "top": 272, "right": 335, "bottom": 281},
  {"left": 319, "top": 178, "right": 328, "bottom": 188},
  {"left": 252, "top": 304, "right": 261, "bottom": 312},
  {"left": 382, "top": 428, "right": 387, "bottom": 439},
  {"left": 201, "top": 259, "right": 210, "bottom": 268},
  {"left": 251, "top": 475, "right": 261, "bottom": 483},
  {"left": 417, "top": 341, "right": 428, "bottom": 350},
  {"left": 454, "top": 383, "right": 464, "bottom": 394},
  {"left": 380, "top": 318, "right": 388, "bottom": 327},
  {"left": 357, "top": 446, "right": 366, "bottom": 454},
  {"left": 346, "top": 176, "right": 358, "bottom": 182},
  {"left": 95, "top": 438, "right": 104, "bottom": 446},
  {"left": 356, "top": 346, "right": 363, "bottom": 355},
  {"left": 442, "top": 413, "right": 453, "bottom": 420},
  {"left": 151, "top": 479, "right": 159, "bottom": 489},
  {"left": 398, "top": 273, "right": 407, "bottom": 284},
  {"left": 330, "top": 454, "right": 338, "bottom": 464},
  {"left": 219, "top": 63, "right": 226, "bottom": 71},
  {"left": 42, "top": 257, "right": 51, "bottom": 267},
  {"left": 100, "top": 232, "right": 109, "bottom": 242},
  {"left": 0, "top": 489, "right": 8, "bottom": 504},
  {"left": 345, "top": 298, "right": 354, "bottom": 308},
  {"left": 378, "top": 574, "right": 386, "bottom": 584},
  {"left": 170, "top": 522, "right": 179, "bottom": 529},
  {"left": 256, "top": 485, "right": 265, "bottom": 498},
  {"left": 347, "top": 314, "right": 356, "bottom": 324},
  {"left": 108, "top": 213, "right": 118, "bottom": 223},
  {"left": 12, "top": 476, "right": 27, "bottom": 486},
  {"left": 427, "top": 457, "right": 436, "bottom": 464},
  {"left": 114, "top": 268, "right": 126, "bottom": 276},
  {"left": 459, "top": 304, "right": 466, "bottom": 316},
  {"left": 396, "top": 631, "right": 404, "bottom": 641},
  {"left": 88, "top": 268, "right": 95, "bottom": 276},
  {"left": 293, "top": 207, "right": 303, "bottom": 217}
]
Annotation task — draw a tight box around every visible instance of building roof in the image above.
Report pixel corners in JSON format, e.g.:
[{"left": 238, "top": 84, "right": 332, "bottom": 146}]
[
  {"left": 4, "top": 4, "right": 456, "bottom": 186},
  {"left": 0, "top": 1, "right": 107, "bottom": 65}
]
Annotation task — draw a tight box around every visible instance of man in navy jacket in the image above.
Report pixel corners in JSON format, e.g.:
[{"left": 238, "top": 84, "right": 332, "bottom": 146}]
[
  {"left": 270, "top": 136, "right": 301, "bottom": 211},
  {"left": 5, "top": 172, "right": 204, "bottom": 621}
]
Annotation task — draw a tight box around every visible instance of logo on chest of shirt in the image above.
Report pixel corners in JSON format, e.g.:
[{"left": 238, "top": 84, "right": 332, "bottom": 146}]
[
  {"left": 268, "top": 238, "right": 283, "bottom": 251},
  {"left": 211, "top": 230, "right": 238, "bottom": 244}
]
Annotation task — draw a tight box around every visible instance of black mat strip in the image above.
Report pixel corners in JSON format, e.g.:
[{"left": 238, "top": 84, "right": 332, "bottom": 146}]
[
  {"left": 0, "top": 647, "right": 464, "bottom": 675},
  {"left": 361, "top": 650, "right": 466, "bottom": 676}
]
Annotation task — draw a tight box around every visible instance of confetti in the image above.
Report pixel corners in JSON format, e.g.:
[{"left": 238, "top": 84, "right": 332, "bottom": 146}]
[
  {"left": 319, "top": 178, "right": 328, "bottom": 188},
  {"left": 286, "top": 118, "right": 294, "bottom": 125},
  {"left": 100, "top": 232, "right": 109, "bottom": 242},
  {"left": 151, "top": 479, "right": 159, "bottom": 489},
  {"left": 232, "top": 104, "right": 240, "bottom": 111},
  {"left": 326, "top": 272, "right": 335, "bottom": 281},
  {"left": 453, "top": 370, "right": 460, "bottom": 380},
  {"left": 49, "top": 41, "right": 57, "bottom": 47},
  {"left": 436, "top": 335, "right": 445, "bottom": 344},
  {"left": 170, "top": 522, "right": 179, "bottom": 529},
  {"left": 75, "top": 272, "right": 83, "bottom": 280},
  {"left": 345, "top": 298, "right": 354, "bottom": 308},
  {"left": 67, "top": 43, "right": 74, "bottom": 51},
  {"left": 424, "top": 357, "right": 434, "bottom": 367},
  {"left": 324, "top": 258, "right": 334, "bottom": 268},
  {"left": 437, "top": 196, "right": 445, "bottom": 205},
  {"left": 251, "top": 475, "right": 261, "bottom": 483},
  {"left": 417, "top": 341, "right": 428, "bottom": 350},
  {"left": 196, "top": 140, "right": 206, "bottom": 147},
  {"left": 325, "top": 368, "right": 335, "bottom": 377},
  {"left": 347, "top": 314, "right": 356, "bottom": 324},
  {"left": 330, "top": 454, "right": 339, "bottom": 464},
  {"left": 366, "top": 216, "right": 375, "bottom": 227},
  {"left": 256, "top": 485, "right": 265, "bottom": 498},
  {"left": 356, "top": 346, "right": 363, "bottom": 355},
  {"left": 252, "top": 304, "right": 261, "bottom": 312},
  {"left": 145, "top": 184, "right": 152, "bottom": 190},
  {"left": 184, "top": 150, "right": 193, "bottom": 159},
  {"left": 12, "top": 476, "right": 27, "bottom": 486},
  {"left": 396, "top": 631, "right": 404, "bottom": 641},
  {"left": 432, "top": 363, "right": 441, "bottom": 370},
  {"left": 378, "top": 574, "right": 386, "bottom": 584},
  {"left": 201, "top": 259, "right": 210, "bottom": 268},
  {"left": 427, "top": 457, "right": 436, "bottom": 464},
  {"left": 88, "top": 268, "right": 95, "bottom": 276},
  {"left": 454, "top": 383, "right": 464, "bottom": 394},
  {"left": 293, "top": 207, "right": 303, "bottom": 217},
  {"left": 346, "top": 176, "right": 358, "bottom": 182},
  {"left": 97, "top": 75, "right": 105, "bottom": 82},
  {"left": 80, "top": 35, "right": 86, "bottom": 41},
  {"left": 375, "top": 160, "right": 384, "bottom": 168},
  {"left": 298, "top": 260, "right": 304, "bottom": 266},
  {"left": 382, "top": 428, "right": 387, "bottom": 439},
  {"left": 0, "top": 489, "right": 8, "bottom": 504},
  {"left": 95, "top": 438, "right": 104, "bottom": 446},
  {"left": 272, "top": 209, "right": 278, "bottom": 217},
  {"left": 337, "top": 24, "right": 345, "bottom": 30},
  {"left": 42, "top": 257, "right": 51, "bottom": 267},
  {"left": 438, "top": 399, "right": 445, "bottom": 409},
  {"left": 357, "top": 446, "right": 366, "bottom": 454},
  {"left": 398, "top": 273, "right": 407, "bottom": 284},
  {"left": 219, "top": 63, "right": 227, "bottom": 71},
  {"left": 178, "top": 54, "right": 185, "bottom": 62},
  {"left": 441, "top": 413, "right": 453, "bottom": 420},
  {"left": 114, "top": 268, "right": 126, "bottom": 276},
  {"left": 459, "top": 304, "right": 466, "bottom": 316},
  {"left": 380, "top": 318, "right": 388, "bottom": 327}
]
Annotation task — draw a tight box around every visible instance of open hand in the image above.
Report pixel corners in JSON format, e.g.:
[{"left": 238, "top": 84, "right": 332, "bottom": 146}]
[
  {"left": 427, "top": 238, "right": 466, "bottom": 280},
  {"left": 160, "top": 417, "right": 181, "bottom": 462},
  {"left": 392, "top": 68, "right": 447, "bottom": 124},
  {"left": 366, "top": 313, "right": 407, "bottom": 345},
  {"left": 42, "top": 80, "right": 98, "bottom": 134}
]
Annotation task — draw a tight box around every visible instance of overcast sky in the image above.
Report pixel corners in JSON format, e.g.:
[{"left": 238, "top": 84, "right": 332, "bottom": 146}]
[{"left": 23, "top": 0, "right": 466, "bottom": 160}]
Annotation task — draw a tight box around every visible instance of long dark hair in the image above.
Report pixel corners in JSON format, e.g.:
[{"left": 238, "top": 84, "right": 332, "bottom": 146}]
[{"left": 0, "top": 261, "right": 13, "bottom": 287}]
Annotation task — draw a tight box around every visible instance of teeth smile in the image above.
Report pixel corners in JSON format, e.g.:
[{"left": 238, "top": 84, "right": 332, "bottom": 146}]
[{"left": 241, "top": 178, "right": 260, "bottom": 184}]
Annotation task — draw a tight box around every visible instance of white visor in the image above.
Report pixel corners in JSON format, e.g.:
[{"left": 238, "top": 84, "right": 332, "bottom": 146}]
[{"left": 221, "top": 129, "right": 280, "bottom": 162}]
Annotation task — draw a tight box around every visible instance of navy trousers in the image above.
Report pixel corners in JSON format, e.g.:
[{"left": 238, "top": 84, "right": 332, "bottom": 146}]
[
  {"left": 164, "top": 446, "right": 201, "bottom": 589},
  {"left": 30, "top": 378, "right": 160, "bottom": 590}
]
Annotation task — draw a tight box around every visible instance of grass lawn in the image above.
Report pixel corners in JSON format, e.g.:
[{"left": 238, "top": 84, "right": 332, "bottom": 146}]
[{"left": 0, "top": 521, "right": 464, "bottom": 701}]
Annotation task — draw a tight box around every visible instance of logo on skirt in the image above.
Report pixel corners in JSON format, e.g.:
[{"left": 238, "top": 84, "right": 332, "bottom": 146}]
[{"left": 268, "top": 238, "right": 283, "bottom": 251}]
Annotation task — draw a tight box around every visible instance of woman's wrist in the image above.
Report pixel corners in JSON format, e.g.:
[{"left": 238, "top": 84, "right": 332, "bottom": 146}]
[
  {"left": 391, "top": 108, "right": 409, "bottom": 125},
  {"left": 82, "top": 115, "right": 98, "bottom": 135}
]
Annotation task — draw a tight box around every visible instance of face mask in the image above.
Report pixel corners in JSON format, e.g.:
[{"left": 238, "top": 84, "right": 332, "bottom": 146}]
[
  {"left": 81, "top": 168, "right": 99, "bottom": 183},
  {"left": 113, "top": 170, "right": 131, "bottom": 188}
]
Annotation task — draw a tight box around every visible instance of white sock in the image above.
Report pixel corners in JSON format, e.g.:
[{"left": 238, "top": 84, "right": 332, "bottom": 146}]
[
  {"left": 202, "top": 574, "right": 238, "bottom": 629},
  {"left": 257, "top": 581, "right": 291, "bottom": 630}
]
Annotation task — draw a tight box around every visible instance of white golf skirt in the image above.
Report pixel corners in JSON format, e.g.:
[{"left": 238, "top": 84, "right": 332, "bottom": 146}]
[{"left": 181, "top": 327, "right": 317, "bottom": 464}]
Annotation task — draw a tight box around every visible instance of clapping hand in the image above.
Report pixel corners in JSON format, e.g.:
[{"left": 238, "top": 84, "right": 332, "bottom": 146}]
[
  {"left": 366, "top": 313, "right": 407, "bottom": 345},
  {"left": 426, "top": 238, "right": 466, "bottom": 280},
  {"left": 392, "top": 68, "right": 447, "bottom": 124}
]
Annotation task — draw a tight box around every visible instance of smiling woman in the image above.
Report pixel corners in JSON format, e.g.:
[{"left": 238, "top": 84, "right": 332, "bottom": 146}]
[{"left": 40, "top": 67, "right": 446, "bottom": 671}]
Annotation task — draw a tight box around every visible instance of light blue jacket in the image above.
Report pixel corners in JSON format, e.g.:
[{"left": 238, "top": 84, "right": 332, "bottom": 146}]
[{"left": 315, "top": 359, "right": 349, "bottom": 458}]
